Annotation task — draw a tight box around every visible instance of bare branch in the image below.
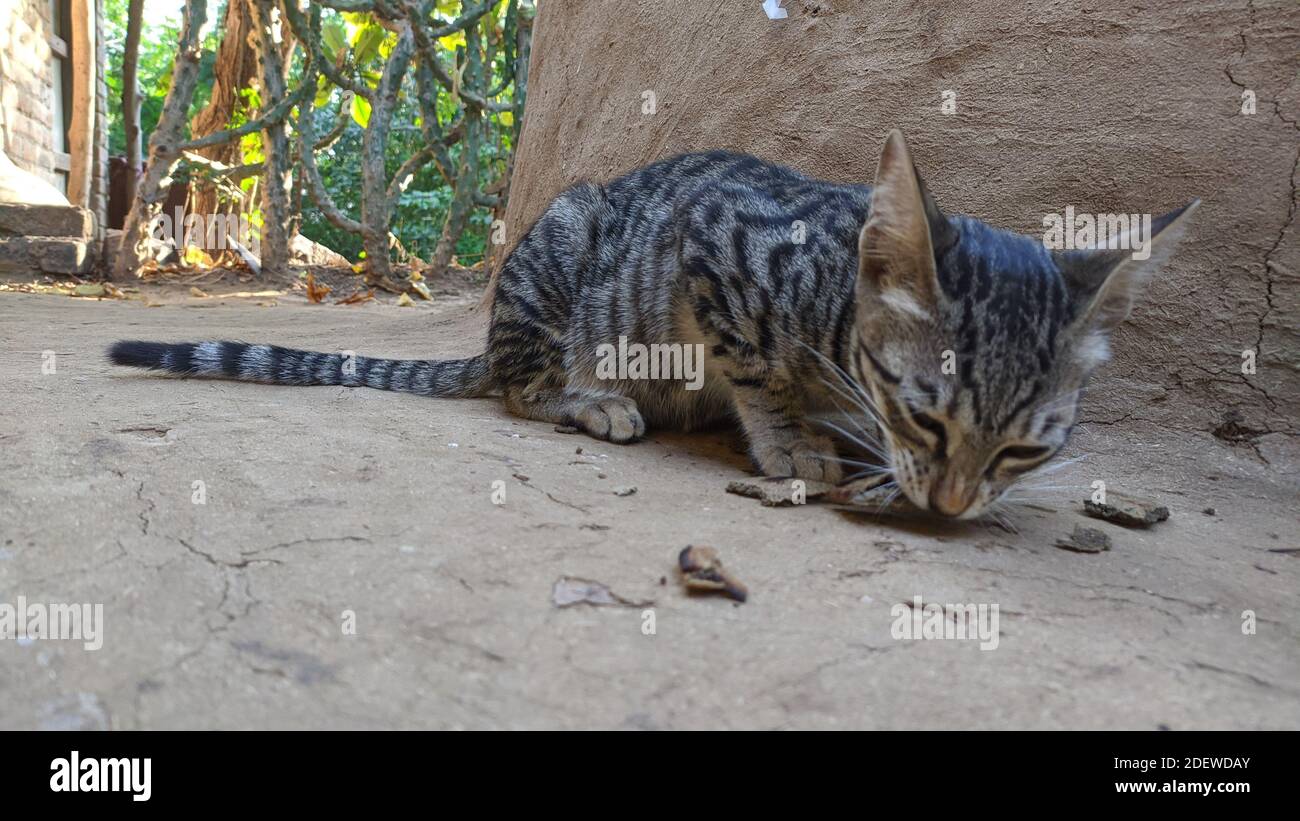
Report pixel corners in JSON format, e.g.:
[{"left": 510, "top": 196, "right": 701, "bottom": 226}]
[
  {"left": 248, "top": 0, "right": 295, "bottom": 273},
  {"left": 314, "top": 90, "right": 355, "bottom": 150},
  {"left": 386, "top": 146, "right": 435, "bottom": 202},
  {"left": 403, "top": 0, "right": 510, "bottom": 112},
  {"left": 180, "top": 150, "right": 262, "bottom": 181},
  {"left": 314, "top": 0, "right": 378, "bottom": 11},
  {"left": 297, "top": 100, "right": 365, "bottom": 236},
  {"left": 115, "top": 0, "right": 210, "bottom": 278},
  {"left": 178, "top": 51, "right": 317, "bottom": 152},
  {"left": 427, "top": 0, "right": 497, "bottom": 39},
  {"left": 281, "top": 0, "right": 374, "bottom": 99}
]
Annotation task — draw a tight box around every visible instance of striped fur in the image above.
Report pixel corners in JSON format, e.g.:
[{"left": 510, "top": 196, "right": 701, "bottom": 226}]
[
  {"left": 108, "top": 341, "right": 489, "bottom": 397},
  {"left": 109, "top": 131, "right": 1196, "bottom": 518}
]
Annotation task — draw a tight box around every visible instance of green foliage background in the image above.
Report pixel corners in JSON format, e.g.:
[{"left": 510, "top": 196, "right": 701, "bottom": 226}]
[{"left": 102, "top": 0, "right": 521, "bottom": 266}]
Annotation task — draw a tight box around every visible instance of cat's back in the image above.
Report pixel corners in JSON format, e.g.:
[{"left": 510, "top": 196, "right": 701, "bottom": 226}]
[
  {"left": 603, "top": 150, "right": 832, "bottom": 206},
  {"left": 598, "top": 150, "right": 871, "bottom": 249}
]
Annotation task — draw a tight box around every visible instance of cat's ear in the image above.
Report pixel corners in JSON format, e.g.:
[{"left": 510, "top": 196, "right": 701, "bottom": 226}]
[
  {"left": 858, "top": 130, "right": 956, "bottom": 317},
  {"left": 1055, "top": 200, "right": 1200, "bottom": 331}
]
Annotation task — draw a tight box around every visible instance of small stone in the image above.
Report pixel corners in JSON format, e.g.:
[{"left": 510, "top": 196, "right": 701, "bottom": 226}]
[
  {"left": 1083, "top": 491, "right": 1169, "bottom": 528},
  {"left": 554, "top": 425, "right": 579, "bottom": 434},
  {"left": 726, "top": 476, "right": 835, "bottom": 507},
  {"left": 1055, "top": 525, "right": 1113, "bottom": 554},
  {"left": 1202, "top": 507, "right": 1216, "bottom": 516},
  {"left": 613, "top": 486, "right": 636, "bottom": 497}
]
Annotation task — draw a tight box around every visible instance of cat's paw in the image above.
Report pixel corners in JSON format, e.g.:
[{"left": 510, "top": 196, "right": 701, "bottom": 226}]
[
  {"left": 573, "top": 396, "right": 646, "bottom": 444},
  {"left": 753, "top": 436, "right": 842, "bottom": 482}
]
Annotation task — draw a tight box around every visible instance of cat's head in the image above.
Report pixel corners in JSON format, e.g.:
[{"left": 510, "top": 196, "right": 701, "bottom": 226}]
[{"left": 844, "top": 130, "right": 1197, "bottom": 519}]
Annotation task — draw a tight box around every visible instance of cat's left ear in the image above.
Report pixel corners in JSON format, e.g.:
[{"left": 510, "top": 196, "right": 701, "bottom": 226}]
[
  {"left": 858, "top": 130, "right": 958, "bottom": 318},
  {"left": 1056, "top": 200, "right": 1200, "bottom": 331}
]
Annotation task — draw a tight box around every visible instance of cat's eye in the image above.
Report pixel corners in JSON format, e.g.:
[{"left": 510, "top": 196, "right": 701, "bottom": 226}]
[{"left": 987, "top": 444, "right": 1052, "bottom": 474}]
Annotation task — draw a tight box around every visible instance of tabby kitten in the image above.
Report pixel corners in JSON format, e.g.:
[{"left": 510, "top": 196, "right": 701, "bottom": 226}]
[{"left": 110, "top": 131, "right": 1196, "bottom": 519}]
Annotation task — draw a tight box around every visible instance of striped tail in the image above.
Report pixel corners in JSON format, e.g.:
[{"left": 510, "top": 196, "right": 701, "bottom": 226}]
[{"left": 107, "top": 340, "right": 494, "bottom": 398}]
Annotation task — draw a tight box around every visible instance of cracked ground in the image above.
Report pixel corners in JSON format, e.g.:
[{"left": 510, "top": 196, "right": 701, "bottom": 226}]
[{"left": 1, "top": 290, "right": 1297, "bottom": 729}]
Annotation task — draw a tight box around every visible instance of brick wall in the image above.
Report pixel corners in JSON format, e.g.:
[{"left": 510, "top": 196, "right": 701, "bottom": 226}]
[
  {"left": 0, "top": 0, "right": 109, "bottom": 233},
  {"left": 0, "top": 0, "right": 59, "bottom": 189}
]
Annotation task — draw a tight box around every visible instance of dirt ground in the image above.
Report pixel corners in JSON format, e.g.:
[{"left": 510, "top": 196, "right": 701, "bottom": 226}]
[{"left": 1, "top": 284, "right": 1297, "bottom": 730}]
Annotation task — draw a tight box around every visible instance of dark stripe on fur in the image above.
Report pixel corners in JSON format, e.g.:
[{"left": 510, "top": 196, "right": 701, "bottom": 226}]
[{"left": 107, "top": 340, "right": 493, "bottom": 398}]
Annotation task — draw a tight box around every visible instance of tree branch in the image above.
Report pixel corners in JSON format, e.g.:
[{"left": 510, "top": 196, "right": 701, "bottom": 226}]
[
  {"left": 281, "top": 0, "right": 374, "bottom": 99},
  {"left": 314, "top": 0, "right": 377, "bottom": 11},
  {"left": 115, "top": 0, "right": 210, "bottom": 278},
  {"left": 178, "top": 52, "right": 317, "bottom": 151},
  {"left": 403, "top": 0, "right": 510, "bottom": 112},
  {"left": 386, "top": 146, "right": 435, "bottom": 202},
  {"left": 297, "top": 100, "right": 365, "bottom": 236},
  {"left": 315, "top": 89, "right": 354, "bottom": 149}
]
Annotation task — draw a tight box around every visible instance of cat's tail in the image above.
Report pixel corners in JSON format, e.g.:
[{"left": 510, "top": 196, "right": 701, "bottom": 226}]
[{"left": 107, "top": 340, "right": 494, "bottom": 398}]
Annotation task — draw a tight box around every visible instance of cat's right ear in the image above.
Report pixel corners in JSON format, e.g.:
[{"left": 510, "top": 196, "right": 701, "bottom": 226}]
[
  {"left": 858, "top": 130, "right": 954, "bottom": 319},
  {"left": 1056, "top": 200, "right": 1200, "bottom": 332}
]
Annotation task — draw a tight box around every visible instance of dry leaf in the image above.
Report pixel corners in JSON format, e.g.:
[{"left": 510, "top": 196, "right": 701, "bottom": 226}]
[
  {"left": 182, "top": 246, "right": 215, "bottom": 267},
  {"left": 551, "top": 577, "right": 652, "bottom": 608},
  {"left": 396, "top": 292, "right": 414, "bottom": 307},
  {"left": 71, "top": 283, "right": 105, "bottom": 297},
  {"left": 305, "top": 272, "right": 332, "bottom": 303},
  {"left": 409, "top": 281, "right": 432, "bottom": 300},
  {"left": 189, "top": 286, "right": 209, "bottom": 298},
  {"left": 678, "top": 545, "right": 748, "bottom": 602},
  {"left": 335, "top": 289, "right": 376, "bottom": 305}
]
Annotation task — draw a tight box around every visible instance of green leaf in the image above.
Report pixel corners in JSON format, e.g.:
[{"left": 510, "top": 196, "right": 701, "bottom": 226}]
[
  {"left": 438, "top": 30, "right": 466, "bottom": 51},
  {"left": 322, "top": 19, "right": 346, "bottom": 58},
  {"left": 378, "top": 30, "right": 399, "bottom": 60},
  {"left": 353, "top": 23, "right": 385, "bottom": 66},
  {"left": 314, "top": 74, "right": 332, "bottom": 108},
  {"left": 351, "top": 94, "right": 372, "bottom": 128}
]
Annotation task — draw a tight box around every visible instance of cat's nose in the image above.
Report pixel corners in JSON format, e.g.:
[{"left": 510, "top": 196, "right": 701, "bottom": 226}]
[{"left": 929, "top": 474, "right": 974, "bottom": 517}]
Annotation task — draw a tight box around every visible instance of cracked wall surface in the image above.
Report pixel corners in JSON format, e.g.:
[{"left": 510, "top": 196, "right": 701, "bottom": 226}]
[{"left": 502, "top": 0, "right": 1300, "bottom": 449}]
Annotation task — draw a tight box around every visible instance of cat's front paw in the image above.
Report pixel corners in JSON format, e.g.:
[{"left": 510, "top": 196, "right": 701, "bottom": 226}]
[
  {"left": 753, "top": 436, "right": 842, "bottom": 483},
  {"left": 572, "top": 395, "right": 646, "bottom": 444}
]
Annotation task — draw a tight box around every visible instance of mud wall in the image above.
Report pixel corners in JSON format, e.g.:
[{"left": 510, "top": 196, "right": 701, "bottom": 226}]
[{"left": 501, "top": 0, "right": 1298, "bottom": 454}]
